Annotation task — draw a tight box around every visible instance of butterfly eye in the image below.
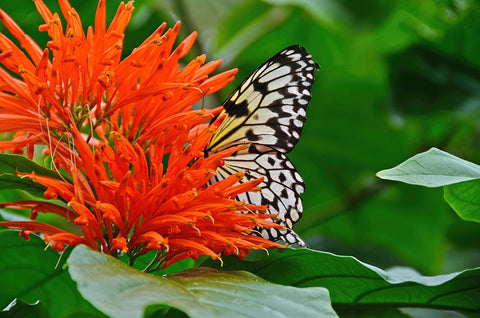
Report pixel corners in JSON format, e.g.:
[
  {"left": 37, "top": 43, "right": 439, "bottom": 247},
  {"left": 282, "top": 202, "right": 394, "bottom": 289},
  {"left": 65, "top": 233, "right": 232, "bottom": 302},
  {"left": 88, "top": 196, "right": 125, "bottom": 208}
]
[{"left": 205, "top": 45, "right": 318, "bottom": 246}]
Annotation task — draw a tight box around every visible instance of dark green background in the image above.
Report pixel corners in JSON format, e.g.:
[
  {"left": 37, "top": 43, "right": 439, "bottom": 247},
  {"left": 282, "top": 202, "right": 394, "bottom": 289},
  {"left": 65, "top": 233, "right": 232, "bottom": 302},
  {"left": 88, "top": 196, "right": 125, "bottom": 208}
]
[{"left": 1, "top": 0, "right": 480, "bottom": 276}]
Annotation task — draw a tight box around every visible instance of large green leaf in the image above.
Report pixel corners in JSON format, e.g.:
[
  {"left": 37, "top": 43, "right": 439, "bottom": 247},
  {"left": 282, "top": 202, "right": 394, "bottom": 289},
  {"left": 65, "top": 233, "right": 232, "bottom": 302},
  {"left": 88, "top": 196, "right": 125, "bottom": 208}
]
[
  {"left": 0, "top": 153, "right": 66, "bottom": 180},
  {"left": 201, "top": 248, "right": 480, "bottom": 315},
  {"left": 444, "top": 179, "right": 480, "bottom": 223},
  {"left": 377, "top": 148, "right": 480, "bottom": 187},
  {"left": 0, "top": 173, "right": 46, "bottom": 198},
  {"left": 67, "top": 245, "right": 338, "bottom": 318},
  {"left": 0, "top": 230, "right": 104, "bottom": 318},
  {"left": 0, "top": 153, "right": 70, "bottom": 198}
]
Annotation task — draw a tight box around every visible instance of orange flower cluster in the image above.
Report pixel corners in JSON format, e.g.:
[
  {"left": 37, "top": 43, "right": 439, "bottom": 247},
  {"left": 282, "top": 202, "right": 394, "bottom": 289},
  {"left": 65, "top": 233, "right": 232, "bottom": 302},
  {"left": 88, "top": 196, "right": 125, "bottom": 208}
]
[{"left": 0, "top": 0, "right": 283, "bottom": 269}]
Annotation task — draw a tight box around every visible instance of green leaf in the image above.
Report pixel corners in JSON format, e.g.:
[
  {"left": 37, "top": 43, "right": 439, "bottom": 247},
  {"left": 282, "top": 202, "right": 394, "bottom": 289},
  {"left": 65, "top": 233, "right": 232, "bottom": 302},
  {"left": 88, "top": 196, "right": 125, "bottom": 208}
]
[
  {"left": 0, "top": 153, "right": 70, "bottom": 198},
  {"left": 67, "top": 245, "right": 338, "bottom": 318},
  {"left": 201, "top": 248, "right": 480, "bottom": 315},
  {"left": 0, "top": 173, "right": 47, "bottom": 198},
  {"left": 0, "top": 230, "right": 105, "bottom": 318},
  {"left": 444, "top": 179, "right": 480, "bottom": 223},
  {"left": 377, "top": 148, "right": 480, "bottom": 187},
  {"left": 0, "top": 153, "right": 66, "bottom": 180}
]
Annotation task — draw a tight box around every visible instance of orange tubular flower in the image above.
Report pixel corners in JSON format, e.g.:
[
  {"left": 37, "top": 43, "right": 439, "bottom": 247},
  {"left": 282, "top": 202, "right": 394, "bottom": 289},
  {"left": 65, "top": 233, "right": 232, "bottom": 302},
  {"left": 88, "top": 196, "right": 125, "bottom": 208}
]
[{"left": 0, "top": 0, "right": 283, "bottom": 270}]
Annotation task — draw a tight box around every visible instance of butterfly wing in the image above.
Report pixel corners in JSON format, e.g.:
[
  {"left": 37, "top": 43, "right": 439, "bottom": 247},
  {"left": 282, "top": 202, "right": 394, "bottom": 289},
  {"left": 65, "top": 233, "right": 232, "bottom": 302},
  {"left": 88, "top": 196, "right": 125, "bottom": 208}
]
[
  {"left": 211, "top": 150, "right": 306, "bottom": 245},
  {"left": 206, "top": 45, "right": 318, "bottom": 245},
  {"left": 208, "top": 45, "right": 318, "bottom": 154}
]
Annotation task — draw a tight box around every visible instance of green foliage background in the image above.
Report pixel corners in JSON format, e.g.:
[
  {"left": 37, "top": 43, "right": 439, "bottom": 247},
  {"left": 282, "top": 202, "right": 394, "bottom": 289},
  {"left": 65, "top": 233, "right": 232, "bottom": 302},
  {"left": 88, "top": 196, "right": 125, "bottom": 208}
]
[{"left": 1, "top": 0, "right": 480, "bottom": 291}]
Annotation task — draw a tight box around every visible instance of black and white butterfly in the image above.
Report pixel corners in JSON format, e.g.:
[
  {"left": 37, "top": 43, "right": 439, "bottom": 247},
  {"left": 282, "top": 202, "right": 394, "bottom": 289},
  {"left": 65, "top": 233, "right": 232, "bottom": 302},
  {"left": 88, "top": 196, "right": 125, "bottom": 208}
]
[{"left": 205, "top": 45, "right": 318, "bottom": 246}]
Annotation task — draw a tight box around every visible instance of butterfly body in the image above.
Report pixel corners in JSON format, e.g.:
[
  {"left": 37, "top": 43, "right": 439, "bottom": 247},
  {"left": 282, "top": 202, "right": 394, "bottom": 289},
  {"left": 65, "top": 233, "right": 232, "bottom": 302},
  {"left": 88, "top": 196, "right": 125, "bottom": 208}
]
[{"left": 206, "top": 45, "right": 318, "bottom": 245}]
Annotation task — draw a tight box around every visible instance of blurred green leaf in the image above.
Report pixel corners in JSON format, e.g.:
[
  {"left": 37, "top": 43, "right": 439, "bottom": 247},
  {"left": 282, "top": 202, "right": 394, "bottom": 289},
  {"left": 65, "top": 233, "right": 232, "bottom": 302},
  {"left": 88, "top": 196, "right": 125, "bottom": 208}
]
[
  {"left": 439, "top": 4, "right": 480, "bottom": 67},
  {"left": 262, "top": 0, "right": 351, "bottom": 28},
  {"left": 67, "top": 245, "right": 338, "bottom": 318},
  {"left": 388, "top": 46, "right": 480, "bottom": 115},
  {"left": 0, "top": 230, "right": 105, "bottom": 318},
  {"left": 377, "top": 148, "right": 480, "bottom": 187},
  {"left": 213, "top": 1, "right": 290, "bottom": 65},
  {"left": 444, "top": 179, "right": 480, "bottom": 223},
  {"left": 304, "top": 183, "right": 451, "bottom": 274},
  {"left": 335, "top": 0, "right": 396, "bottom": 28},
  {"left": 201, "top": 248, "right": 480, "bottom": 315}
]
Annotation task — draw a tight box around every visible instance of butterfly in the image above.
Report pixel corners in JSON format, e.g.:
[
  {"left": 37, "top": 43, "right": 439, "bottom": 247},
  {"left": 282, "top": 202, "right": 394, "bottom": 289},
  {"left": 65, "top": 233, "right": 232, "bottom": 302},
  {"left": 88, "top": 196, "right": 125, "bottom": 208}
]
[{"left": 205, "top": 45, "right": 318, "bottom": 246}]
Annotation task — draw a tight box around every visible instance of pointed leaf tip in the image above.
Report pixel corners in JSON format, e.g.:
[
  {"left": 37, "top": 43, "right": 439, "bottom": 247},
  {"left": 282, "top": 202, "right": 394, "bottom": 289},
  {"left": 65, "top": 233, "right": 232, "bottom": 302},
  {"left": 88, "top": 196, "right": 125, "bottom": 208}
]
[{"left": 377, "top": 147, "right": 480, "bottom": 187}]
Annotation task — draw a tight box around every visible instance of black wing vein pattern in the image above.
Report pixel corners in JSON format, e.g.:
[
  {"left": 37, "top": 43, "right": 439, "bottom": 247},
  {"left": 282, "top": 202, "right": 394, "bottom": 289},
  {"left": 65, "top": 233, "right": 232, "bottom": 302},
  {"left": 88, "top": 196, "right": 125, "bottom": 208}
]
[{"left": 205, "top": 45, "right": 318, "bottom": 246}]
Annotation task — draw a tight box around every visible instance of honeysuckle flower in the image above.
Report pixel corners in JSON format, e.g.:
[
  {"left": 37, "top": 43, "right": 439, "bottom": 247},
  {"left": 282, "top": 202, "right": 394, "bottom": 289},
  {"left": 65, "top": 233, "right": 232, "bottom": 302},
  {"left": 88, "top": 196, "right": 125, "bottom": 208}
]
[{"left": 0, "top": 0, "right": 284, "bottom": 270}]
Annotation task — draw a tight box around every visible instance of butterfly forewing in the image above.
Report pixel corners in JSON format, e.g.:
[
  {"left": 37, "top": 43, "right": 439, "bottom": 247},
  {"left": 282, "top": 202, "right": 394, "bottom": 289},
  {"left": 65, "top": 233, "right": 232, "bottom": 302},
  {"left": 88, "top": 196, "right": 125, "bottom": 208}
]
[
  {"left": 207, "top": 46, "right": 318, "bottom": 154},
  {"left": 206, "top": 45, "right": 318, "bottom": 245}
]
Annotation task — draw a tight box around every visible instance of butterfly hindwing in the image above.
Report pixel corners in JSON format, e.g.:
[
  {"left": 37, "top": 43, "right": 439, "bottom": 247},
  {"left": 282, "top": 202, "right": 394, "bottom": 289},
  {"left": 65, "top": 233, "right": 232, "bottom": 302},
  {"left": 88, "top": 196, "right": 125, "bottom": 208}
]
[
  {"left": 206, "top": 45, "right": 318, "bottom": 245},
  {"left": 211, "top": 150, "right": 305, "bottom": 244}
]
